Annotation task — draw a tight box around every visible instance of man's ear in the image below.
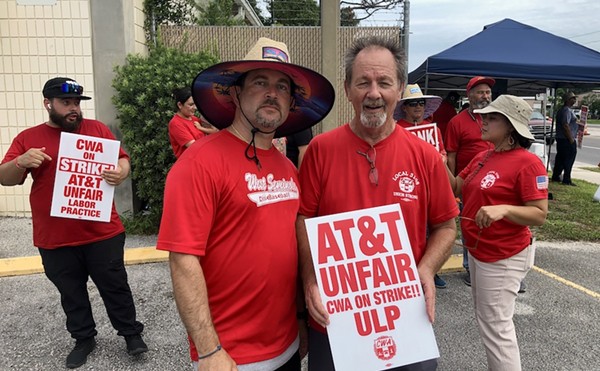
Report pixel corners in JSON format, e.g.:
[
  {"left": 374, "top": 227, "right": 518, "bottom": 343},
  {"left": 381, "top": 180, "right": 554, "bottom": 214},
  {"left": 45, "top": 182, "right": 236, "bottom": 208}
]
[
  {"left": 397, "top": 84, "right": 404, "bottom": 103},
  {"left": 344, "top": 81, "right": 351, "bottom": 101},
  {"left": 230, "top": 86, "right": 241, "bottom": 107}
]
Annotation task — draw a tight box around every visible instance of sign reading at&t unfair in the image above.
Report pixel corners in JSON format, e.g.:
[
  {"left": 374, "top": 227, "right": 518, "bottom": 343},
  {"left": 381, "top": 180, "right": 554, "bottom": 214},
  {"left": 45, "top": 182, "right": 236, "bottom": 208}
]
[
  {"left": 50, "top": 132, "right": 120, "bottom": 222},
  {"left": 305, "top": 204, "right": 439, "bottom": 371}
]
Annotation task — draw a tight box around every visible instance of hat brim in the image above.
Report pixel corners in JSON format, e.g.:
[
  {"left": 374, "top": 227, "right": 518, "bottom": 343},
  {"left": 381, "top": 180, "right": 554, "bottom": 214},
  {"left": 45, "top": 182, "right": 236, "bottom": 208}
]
[
  {"left": 474, "top": 106, "right": 535, "bottom": 140},
  {"left": 49, "top": 94, "right": 91, "bottom": 100},
  {"left": 192, "top": 60, "right": 335, "bottom": 138},
  {"left": 393, "top": 96, "right": 442, "bottom": 121}
]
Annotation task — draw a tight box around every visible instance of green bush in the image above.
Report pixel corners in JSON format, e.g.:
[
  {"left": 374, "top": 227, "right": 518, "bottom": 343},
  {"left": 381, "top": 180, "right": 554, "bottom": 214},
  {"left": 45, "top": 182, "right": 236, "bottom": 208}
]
[{"left": 112, "top": 46, "right": 219, "bottom": 233}]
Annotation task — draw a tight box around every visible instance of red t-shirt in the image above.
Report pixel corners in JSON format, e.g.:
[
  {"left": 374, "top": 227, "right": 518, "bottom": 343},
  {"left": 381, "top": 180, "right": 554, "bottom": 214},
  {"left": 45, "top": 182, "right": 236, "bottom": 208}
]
[
  {"left": 156, "top": 130, "right": 299, "bottom": 364},
  {"left": 459, "top": 148, "right": 548, "bottom": 262},
  {"left": 168, "top": 114, "right": 205, "bottom": 158},
  {"left": 396, "top": 119, "right": 447, "bottom": 156},
  {"left": 444, "top": 109, "right": 493, "bottom": 174},
  {"left": 432, "top": 100, "right": 457, "bottom": 140},
  {"left": 1, "top": 120, "right": 127, "bottom": 248}
]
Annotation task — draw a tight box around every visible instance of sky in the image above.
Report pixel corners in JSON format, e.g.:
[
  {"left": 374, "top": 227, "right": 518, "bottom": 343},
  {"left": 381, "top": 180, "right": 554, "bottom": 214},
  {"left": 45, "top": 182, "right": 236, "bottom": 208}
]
[
  {"left": 256, "top": 1, "right": 600, "bottom": 72},
  {"left": 385, "top": 0, "right": 600, "bottom": 72}
]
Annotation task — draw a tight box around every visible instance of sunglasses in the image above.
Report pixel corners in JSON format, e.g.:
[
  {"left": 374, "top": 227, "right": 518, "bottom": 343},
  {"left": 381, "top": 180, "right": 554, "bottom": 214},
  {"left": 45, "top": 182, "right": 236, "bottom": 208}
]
[
  {"left": 356, "top": 147, "right": 378, "bottom": 186},
  {"left": 406, "top": 100, "right": 426, "bottom": 107},
  {"left": 455, "top": 216, "right": 482, "bottom": 250},
  {"left": 57, "top": 82, "right": 84, "bottom": 95}
]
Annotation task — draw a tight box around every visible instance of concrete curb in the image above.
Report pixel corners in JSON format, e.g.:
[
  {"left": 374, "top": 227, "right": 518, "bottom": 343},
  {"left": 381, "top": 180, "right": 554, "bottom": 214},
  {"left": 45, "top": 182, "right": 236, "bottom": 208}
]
[
  {"left": 0, "top": 247, "right": 169, "bottom": 278},
  {"left": 0, "top": 248, "right": 463, "bottom": 278}
]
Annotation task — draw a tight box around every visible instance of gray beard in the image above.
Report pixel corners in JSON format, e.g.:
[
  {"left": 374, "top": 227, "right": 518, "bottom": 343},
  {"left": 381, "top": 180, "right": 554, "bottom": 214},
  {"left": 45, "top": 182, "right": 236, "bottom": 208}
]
[
  {"left": 473, "top": 100, "right": 490, "bottom": 110},
  {"left": 360, "top": 111, "right": 387, "bottom": 128}
]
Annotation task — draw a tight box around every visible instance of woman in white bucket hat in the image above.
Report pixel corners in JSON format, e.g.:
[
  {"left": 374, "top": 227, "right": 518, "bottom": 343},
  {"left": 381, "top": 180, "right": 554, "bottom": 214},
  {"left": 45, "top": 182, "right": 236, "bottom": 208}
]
[{"left": 446, "top": 94, "right": 548, "bottom": 371}]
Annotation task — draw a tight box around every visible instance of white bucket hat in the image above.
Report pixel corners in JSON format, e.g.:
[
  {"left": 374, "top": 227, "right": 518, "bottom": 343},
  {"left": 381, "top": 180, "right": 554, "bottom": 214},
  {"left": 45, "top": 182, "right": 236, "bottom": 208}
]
[
  {"left": 473, "top": 94, "right": 534, "bottom": 140},
  {"left": 393, "top": 84, "right": 442, "bottom": 121}
]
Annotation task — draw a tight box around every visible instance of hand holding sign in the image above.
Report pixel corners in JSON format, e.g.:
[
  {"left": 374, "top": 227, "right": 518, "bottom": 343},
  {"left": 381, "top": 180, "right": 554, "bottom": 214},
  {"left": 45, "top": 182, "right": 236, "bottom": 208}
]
[
  {"left": 100, "top": 159, "right": 129, "bottom": 186},
  {"left": 305, "top": 279, "right": 330, "bottom": 327}
]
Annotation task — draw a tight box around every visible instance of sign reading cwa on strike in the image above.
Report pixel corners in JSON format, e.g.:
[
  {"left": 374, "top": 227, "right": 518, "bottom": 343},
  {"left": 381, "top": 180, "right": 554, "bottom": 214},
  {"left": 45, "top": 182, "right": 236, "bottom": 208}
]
[
  {"left": 50, "top": 132, "right": 120, "bottom": 222},
  {"left": 305, "top": 204, "right": 438, "bottom": 371}
]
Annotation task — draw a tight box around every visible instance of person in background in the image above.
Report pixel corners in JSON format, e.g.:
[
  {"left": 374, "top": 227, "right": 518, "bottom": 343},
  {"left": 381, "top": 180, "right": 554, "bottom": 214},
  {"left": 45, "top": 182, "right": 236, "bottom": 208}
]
[
  {"left": 168, "top": 86, "right": 218, "bottom": 159},
  {"left": 446, "top": 95, "right": 548, "bottom": 371},
  {"left": 445, "top": 76, "right": 495, "bottom": 287},
  {"left": 551, "top": 91, "right": 579, "bottom": 186},
  {"left": 157, "top": 38, "right": 334, "bottom": 370},
  {"left": 297, "top": 36, "right": 458, "bottom": 371},
  {"left": 286, "top": 128, "right": 313, "bottom": 168},
  {"left": 394, "top": 83, "right": 449, "bottom": 289},
  {"left": 0, "top": 77, "right": 147, "bottom": 369},
  {"left": 432, "top": 90, "right": 460, "bottom": 140}
]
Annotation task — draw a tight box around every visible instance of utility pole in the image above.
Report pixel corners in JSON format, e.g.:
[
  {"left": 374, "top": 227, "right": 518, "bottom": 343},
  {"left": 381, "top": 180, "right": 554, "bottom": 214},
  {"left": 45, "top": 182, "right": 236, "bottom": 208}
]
[
  {"left": 321, "top": 0, "right": 339, "bottom": 133},
  {"left": 401, "top": 0, "right": 410, "bottom": 83}
]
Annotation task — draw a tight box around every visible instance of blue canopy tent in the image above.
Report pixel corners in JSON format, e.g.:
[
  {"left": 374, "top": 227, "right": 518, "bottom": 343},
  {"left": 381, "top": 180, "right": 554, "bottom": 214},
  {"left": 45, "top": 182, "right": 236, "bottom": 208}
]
[
  {"left": 409, "top": 19, "right": 600, "bottom": 96},
  {"left": 408, "top": 18, "right": 600, "bottom": 170}
]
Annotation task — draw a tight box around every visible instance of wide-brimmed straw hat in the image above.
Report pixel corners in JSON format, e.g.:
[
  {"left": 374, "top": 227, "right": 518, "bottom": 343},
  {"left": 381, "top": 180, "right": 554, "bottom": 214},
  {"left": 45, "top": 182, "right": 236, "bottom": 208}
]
[
  {"left": 473, "top": 94, "right": 534, "bottom": 140},
  {"left": 191, "top": 37, "right": 335, "bottom": 138},
  {"left": 393, "top": 84, "right": 442, "bottom": 120}
]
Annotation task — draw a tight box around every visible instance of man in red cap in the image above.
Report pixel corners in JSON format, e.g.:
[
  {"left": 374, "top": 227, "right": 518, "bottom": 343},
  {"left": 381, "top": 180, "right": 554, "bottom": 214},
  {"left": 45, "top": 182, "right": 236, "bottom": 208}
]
[{"left": 445, "top": 76, "right": 495, "bottom": 285}]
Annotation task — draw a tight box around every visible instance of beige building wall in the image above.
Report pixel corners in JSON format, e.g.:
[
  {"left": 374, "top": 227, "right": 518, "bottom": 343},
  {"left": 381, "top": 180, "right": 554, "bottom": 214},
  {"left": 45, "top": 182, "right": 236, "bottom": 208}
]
[
  {"left": 133, "top": 0, "right": 146, "bottom": 54},
  {"left": 0, "top": 0, "right": 95, "bottom": 216},
  {"left": 0, "top": 0, "right": 147, "bottom": 216}
]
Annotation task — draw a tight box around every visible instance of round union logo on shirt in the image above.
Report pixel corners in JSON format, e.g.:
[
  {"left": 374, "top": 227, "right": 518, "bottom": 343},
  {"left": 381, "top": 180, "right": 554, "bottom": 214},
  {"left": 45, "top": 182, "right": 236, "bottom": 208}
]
[
  {"left": 399, "top": 176, "right": 416, "bottom": 193},
  {"left": 480, "top": 171, "right": 499, "bottom": 189}
]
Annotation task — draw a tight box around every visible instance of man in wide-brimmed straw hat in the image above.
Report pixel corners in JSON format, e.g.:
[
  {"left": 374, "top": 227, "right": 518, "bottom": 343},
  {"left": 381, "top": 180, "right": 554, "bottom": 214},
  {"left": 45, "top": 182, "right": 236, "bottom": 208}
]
[
  {"left": 157, "top": 37, "right": 335, "bottom": 370},
  {"left": 445, "top": 94, "right": 548, "bottom": 371},
  {"left": 395, "top": 84, "right": 450, "bottom": 289}
]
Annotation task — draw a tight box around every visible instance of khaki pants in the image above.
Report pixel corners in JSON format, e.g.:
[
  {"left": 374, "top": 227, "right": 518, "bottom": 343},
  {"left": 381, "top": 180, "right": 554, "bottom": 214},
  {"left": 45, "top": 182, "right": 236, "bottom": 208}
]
[{"left": 468, "top": 244, "right": 535, "bottom": 371}]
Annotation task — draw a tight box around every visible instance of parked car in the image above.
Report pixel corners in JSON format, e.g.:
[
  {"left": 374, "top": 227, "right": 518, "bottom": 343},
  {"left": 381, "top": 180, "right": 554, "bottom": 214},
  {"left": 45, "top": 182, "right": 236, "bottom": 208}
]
[{"left": 528, "top": 111, "right": 554, "bottom": 145}]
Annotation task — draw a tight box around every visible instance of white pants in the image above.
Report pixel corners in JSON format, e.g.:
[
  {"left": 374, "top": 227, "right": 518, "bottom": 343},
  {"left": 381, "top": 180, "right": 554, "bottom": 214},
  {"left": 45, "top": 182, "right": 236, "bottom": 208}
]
[{"left": 468, "top": 244, "right": 535, "bottom": 371}]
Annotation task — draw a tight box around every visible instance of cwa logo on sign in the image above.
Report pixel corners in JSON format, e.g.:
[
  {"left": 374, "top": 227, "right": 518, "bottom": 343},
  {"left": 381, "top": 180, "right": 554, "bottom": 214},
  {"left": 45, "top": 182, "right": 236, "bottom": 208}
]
[{"left": 374, "top": 335, "right": 397, "bottom": 361}]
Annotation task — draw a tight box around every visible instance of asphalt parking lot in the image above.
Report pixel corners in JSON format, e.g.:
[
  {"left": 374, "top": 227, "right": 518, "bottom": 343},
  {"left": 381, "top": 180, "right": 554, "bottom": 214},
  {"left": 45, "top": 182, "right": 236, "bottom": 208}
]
[{"left": 1, "top": 214, "right": 599, "bottom": 370}]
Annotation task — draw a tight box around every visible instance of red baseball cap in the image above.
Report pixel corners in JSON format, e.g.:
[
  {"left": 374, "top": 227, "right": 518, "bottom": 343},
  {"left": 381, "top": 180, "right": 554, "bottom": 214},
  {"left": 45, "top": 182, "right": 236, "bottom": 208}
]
[{"left": 466, "top": 76, "right": 495, "bottom": 94}]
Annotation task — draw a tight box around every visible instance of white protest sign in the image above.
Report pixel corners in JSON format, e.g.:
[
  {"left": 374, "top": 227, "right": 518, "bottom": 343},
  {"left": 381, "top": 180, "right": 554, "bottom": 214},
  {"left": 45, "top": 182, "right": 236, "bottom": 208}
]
[
  {"left": 577, "top": 105, "right": 588, "bottom": 149},
  {"left": 305, "top": 204, "right": 439, "bottom": 371},
  {"left": 405, "top": 123, "right": 440, "bottom": 152},
  {"left": 50, "top": 132, "right": 120, "bottom": 222}
]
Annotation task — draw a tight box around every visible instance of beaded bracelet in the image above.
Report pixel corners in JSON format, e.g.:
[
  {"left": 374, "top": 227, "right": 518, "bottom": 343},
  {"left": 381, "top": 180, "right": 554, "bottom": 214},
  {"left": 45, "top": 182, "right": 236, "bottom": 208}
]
[{"left": 198, "top": 344, "right": 222, "bottom": 360}]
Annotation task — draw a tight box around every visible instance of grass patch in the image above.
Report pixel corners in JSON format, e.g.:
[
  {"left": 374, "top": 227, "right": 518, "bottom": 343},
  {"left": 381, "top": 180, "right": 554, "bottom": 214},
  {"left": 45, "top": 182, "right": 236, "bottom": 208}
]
[
  {"left": 581, "top": 167, "right": 600, "bottom": 173},
  {"left": 532, "top": 179, "right": 600, "bottom": 242}
]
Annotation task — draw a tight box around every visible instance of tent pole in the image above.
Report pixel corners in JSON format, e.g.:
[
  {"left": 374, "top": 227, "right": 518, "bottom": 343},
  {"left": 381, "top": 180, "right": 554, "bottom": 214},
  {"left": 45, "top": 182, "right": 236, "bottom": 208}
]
[{"left": 546, "top": 87, "right": 556, "bottom": 172}]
